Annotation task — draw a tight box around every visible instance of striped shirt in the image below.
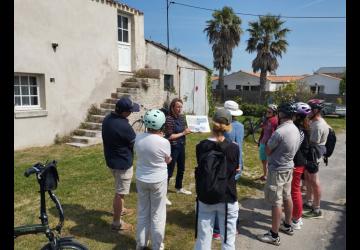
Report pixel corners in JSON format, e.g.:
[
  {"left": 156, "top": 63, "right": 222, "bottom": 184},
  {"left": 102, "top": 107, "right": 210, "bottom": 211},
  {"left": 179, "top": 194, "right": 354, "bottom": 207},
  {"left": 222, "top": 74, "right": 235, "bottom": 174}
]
[{"left": 164, "top": 114, "right": 186, "bottom": 145}]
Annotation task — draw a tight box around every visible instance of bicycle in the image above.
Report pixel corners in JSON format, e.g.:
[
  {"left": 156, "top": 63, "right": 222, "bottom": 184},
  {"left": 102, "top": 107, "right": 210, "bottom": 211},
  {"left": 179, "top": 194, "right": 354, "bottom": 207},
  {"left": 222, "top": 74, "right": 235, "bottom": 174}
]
[
  {"left": 14, "top": 160, "right": 88, "bottom": 250},
  {"left": 131, "top": 105, "right": 169, "bottom": 134},
  {"left": 242, "top": 116, "right": 265, "bottom": 144}
]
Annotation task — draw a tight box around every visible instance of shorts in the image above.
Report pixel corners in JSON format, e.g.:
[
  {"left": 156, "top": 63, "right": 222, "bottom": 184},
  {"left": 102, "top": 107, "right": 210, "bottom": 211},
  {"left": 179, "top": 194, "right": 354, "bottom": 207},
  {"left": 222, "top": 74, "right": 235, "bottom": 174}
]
[
  {"left": 264, "top": 169, "right": 293, "bottom": 206},
  {"left": 111, "top": 167, "right": 133, "bottom": 195},
  {"left": 259, "top": 143, "right": 267, "bottom": 161}
]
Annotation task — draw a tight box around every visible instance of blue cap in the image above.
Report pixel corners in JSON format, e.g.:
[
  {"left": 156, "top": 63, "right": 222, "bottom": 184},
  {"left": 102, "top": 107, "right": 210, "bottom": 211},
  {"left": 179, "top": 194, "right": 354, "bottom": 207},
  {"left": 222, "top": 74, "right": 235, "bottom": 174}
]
[{"left": 116, "top": 97, "right": 140, "bottom": 112}]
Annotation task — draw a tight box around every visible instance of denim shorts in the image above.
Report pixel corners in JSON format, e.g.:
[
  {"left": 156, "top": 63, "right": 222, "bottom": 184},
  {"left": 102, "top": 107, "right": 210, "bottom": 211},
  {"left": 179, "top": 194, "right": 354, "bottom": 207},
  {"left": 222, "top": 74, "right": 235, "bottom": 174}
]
[{"left": 259, "top": 143, "right": 267, "bottom": 161}]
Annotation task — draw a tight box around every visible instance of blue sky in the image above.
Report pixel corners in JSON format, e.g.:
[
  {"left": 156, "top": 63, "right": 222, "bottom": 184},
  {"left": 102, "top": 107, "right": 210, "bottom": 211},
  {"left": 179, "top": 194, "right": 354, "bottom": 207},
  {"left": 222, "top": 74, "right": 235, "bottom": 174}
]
[{"left": 120, "top": 0, "right": 346, "bottom": 75}]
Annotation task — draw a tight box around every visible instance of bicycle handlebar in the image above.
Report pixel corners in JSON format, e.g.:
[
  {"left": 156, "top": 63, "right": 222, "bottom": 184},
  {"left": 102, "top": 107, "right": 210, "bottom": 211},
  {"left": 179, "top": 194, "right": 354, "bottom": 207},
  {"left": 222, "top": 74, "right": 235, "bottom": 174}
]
[{"left": 24, "top": 163, "right": 42, "bottom": 177}]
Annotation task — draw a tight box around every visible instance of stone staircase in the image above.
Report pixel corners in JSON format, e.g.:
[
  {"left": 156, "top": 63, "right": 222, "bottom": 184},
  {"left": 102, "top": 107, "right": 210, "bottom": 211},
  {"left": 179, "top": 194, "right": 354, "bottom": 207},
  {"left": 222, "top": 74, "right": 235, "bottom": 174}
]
[{"left": 66, "top": 81, "right": 142, "bottom": 148}]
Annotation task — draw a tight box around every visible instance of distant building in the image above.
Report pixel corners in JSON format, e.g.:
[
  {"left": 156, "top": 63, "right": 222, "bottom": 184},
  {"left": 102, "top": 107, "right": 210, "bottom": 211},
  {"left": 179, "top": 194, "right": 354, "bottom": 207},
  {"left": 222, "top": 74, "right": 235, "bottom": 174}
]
[{"left": 315, "top": 67, "right": 345, "bottom": 79}]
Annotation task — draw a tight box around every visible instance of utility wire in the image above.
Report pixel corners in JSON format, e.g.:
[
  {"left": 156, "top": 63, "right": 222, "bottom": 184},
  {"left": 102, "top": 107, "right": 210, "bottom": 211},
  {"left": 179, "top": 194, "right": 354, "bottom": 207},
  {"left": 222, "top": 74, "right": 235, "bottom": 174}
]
[{"left": 169, "top": 1, "right": 346, "bottom": 19}]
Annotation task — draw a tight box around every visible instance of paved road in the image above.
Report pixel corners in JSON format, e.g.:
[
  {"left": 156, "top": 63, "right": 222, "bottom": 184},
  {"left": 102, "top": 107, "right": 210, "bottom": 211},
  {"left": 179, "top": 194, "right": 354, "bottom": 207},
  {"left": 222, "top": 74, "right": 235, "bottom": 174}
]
[{"left": 234, "top": 132, "right": 346, "bottom": 250}]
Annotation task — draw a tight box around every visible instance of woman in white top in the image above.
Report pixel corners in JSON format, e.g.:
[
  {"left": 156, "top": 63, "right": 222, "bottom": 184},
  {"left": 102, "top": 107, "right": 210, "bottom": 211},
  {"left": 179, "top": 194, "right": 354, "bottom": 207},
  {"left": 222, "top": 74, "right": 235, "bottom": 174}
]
[{"left": 134, "top": 109, "right": 172, "bottom": 250}]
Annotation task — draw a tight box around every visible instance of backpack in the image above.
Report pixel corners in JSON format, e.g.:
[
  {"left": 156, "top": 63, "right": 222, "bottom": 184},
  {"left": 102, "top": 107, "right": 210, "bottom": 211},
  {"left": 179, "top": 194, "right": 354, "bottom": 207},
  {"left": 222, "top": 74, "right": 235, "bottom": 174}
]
[
  {"left": 194, "top": 139, "right": 231, "bottom": 243},
  {"left": 323, "top": 128, "right": 336, "bottom": 166},
  {"left": 195, "top": 140, "right": 230, "bottom": 204}
]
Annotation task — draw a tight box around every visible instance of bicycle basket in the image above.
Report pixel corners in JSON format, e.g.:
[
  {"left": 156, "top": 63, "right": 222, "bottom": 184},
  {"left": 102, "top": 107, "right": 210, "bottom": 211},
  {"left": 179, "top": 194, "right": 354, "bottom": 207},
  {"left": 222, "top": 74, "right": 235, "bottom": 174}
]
[{"left": 39, "top": 163, "right": 59, "bottom": 191}]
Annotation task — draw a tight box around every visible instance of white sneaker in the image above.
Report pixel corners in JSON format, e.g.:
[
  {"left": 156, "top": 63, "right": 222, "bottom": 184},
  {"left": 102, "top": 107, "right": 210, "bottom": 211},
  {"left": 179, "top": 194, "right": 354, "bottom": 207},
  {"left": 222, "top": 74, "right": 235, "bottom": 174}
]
[
  {"left": 291, "top": 218, "right": 303, "bottom": 230},
  {"left": 176, "top": 188, "right": 192, "bottom": 195},
  {"left": 166, "top": 197, "right": 172, "bottom": 205}
]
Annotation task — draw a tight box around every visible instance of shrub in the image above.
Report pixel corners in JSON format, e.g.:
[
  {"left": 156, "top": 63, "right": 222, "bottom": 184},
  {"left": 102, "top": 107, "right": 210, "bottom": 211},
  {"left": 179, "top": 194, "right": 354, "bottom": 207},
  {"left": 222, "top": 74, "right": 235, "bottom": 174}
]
[
  {"left": 134, "top": 68, "right": 160, "bottom": 79},
  {"left": 239, "top": 103, "right": 267, "bottom": 117}
]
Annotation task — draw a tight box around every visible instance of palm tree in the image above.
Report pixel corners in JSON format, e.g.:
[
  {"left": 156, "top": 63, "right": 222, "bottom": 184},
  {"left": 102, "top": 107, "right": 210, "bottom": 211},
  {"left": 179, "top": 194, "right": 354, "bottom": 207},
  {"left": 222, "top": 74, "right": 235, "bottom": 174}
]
[
  {"left": 246, "top": 15, "right": 290, "bottom": 102},
  {"left": 204, "top": 6, "right": 242, "bottom": 103}
]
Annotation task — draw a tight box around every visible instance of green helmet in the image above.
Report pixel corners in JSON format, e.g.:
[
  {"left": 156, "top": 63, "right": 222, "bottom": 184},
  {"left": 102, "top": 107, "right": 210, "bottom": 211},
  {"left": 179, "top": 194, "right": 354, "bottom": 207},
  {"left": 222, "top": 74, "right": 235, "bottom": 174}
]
[{"left": 143, "top": 109, "right": 166, "bottom": 130}]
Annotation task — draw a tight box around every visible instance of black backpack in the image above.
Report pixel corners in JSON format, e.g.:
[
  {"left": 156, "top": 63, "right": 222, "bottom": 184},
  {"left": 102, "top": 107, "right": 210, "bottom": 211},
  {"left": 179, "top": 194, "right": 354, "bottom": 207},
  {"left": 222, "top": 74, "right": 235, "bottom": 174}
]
[
  {"left": 195, "top": 140, "right": 230, "bottom": 204},
  {"left": 323, "top": 128, "right": 336, "bottom": 166},
  {"left": 195, "top": 139, "right": 231, "bottom": 243}
]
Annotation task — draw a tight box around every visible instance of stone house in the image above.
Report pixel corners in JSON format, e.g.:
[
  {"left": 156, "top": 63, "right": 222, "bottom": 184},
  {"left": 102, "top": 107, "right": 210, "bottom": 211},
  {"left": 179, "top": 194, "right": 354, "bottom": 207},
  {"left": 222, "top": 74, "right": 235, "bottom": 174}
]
[{"left": 14, "top": 0, "right": 209, "bottom": 149}]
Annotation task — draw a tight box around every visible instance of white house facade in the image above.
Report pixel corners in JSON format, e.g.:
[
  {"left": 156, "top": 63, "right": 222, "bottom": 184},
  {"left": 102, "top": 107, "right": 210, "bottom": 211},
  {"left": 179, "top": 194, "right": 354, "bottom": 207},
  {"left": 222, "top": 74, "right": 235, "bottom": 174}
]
[
  {"left": 14, "top": 0, "right": 209, "bottom": 150},
  {"left": 212, "top": 71, "right": 271, "bottom": 91},
  {"left": 299, "top": 73, "right": 341, "bottom": 95}
]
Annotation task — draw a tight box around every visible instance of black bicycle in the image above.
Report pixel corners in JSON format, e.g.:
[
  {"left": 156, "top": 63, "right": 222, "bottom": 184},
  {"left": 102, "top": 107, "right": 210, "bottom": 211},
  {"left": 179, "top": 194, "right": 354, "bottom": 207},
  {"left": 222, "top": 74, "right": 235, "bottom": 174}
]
[
  {"left": 14, "top": 160, "right": 88, "bottom": 250},
  {"left": 131, "top": 106, "right": 169, "bottom": 134},
  {"left": 243, "top": 116, "right": 265, "bottom": 144}
]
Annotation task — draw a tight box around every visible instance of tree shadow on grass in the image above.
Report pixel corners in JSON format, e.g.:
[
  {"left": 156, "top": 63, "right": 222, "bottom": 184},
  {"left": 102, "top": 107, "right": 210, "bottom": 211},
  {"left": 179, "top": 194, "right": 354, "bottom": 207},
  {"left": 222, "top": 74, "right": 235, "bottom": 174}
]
[
  {"left": 166, "top": 209, "right": 196, "bottom": 229},
  {"left": 49, "top": 204, "right": 136, "bottom": 249}
]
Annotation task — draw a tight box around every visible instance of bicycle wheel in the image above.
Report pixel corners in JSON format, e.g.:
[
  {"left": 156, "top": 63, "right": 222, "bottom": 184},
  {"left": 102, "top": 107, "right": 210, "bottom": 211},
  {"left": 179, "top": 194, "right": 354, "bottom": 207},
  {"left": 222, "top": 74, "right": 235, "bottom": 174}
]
[
  {"left": 41, "top": 237, "right": 88, "bottom": 250},
  {"left": 251, "top": 118, "right": 263, "bottom": 144},
  {"left": 243, "top": 118, "right": 254, "bottom": 140},
  {"left": 131, "top": 119, "right": 145, "bottom": 133}
]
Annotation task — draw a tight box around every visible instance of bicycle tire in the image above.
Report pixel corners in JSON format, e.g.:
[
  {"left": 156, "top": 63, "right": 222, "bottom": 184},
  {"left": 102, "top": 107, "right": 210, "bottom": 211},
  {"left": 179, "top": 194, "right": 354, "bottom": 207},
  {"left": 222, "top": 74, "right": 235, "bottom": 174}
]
[
  {"left": 251, "top": 118, "right": 263, "bottom": 144},
  {"left": 131, "top": 119, "right": 145, "bottom": 133},
  {"left": 243, "top": 118, "right": 254, "bottom": 140},
  {"left": 41, "top": 237, "right": 88, "bottom": 250}
]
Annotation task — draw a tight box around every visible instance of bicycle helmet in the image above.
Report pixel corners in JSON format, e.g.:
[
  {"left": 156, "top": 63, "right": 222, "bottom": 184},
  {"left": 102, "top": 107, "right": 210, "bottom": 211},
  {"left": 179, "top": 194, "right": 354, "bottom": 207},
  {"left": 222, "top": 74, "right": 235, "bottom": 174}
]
[
  {"left": 295, "top": 102, "right": 312, "bottom": 116},
  {"left": 278, "top": 102, "right": 297, "bottom": 117},
  {"left": 267, "top": 104, "right": 278, "bottom": 113},
  {"left": 307, "top": 99, "right": 325, "bottom": 110},
  {"left": 143, "top": 109, "right": 166, "bottom": 130}
]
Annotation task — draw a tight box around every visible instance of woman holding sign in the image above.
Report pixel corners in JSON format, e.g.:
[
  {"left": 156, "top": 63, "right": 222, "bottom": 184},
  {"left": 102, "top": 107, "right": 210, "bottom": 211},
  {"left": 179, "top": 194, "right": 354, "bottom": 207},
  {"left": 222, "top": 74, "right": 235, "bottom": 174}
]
[{"left": 164, "top": 98, "right": 192, "bottom": 205}]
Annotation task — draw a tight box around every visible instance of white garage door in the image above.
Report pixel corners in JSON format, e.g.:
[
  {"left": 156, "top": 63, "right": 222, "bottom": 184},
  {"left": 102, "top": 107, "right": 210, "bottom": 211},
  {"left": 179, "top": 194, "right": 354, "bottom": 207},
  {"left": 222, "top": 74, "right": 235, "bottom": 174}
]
[{"left": 180, "top": 67, "right": 207, "bottom": 115}]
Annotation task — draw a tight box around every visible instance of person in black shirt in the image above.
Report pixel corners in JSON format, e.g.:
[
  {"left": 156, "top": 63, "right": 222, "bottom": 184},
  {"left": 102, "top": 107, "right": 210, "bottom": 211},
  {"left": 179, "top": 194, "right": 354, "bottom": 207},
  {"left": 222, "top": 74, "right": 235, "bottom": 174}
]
[
  {"left": 102, "top": 96, "right": 140, "bottom": 231},
  {"left": 194, "top": 108, "right": 239, "bottom": 250}
]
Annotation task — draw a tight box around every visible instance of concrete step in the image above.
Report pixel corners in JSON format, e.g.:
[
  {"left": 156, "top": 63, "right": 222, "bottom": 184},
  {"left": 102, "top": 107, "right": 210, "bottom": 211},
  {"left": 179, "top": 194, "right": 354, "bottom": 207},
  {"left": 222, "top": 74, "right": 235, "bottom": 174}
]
[
  {"left": 66, "top": 139, "right": 102, "bottom": 148},
  {"left": 121, "top": 81, "right": 141, "bottom": 88},
  {"left": 73, "top": 129, "right": 101, "bottom": 138},
  {"left": 116, "top": 87, "right": 140, "bottom": 94},
  {"left": 66, "top": 142, "right": 91, "bottom": 148},
  {"left": 111, "top": 93, "right": 128, "bottom": 99},
  {"left": 70, "top": 136, "right": 102, "bottom": 144},
  {"left": 100, "top": 108, "right": 112, "bottom": 116},
  {"left": 81, "top": 122, "right": 102, "bottom": 130},
  {"left": 105, "top": 98, "right": 120, "bottom": 104},
  {"left": 87, "top": 114, "right": 105, "bottom": 123},
  {"left": 100, "top": 103, "right": 115, "bottom": 109}
]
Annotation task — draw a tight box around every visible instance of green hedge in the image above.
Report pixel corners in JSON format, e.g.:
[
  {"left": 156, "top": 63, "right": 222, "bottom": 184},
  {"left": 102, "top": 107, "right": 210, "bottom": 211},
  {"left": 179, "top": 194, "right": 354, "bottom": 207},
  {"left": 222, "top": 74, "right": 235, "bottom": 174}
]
[{"left": 239, "top": 103, "right": 267, "bottom": 117}]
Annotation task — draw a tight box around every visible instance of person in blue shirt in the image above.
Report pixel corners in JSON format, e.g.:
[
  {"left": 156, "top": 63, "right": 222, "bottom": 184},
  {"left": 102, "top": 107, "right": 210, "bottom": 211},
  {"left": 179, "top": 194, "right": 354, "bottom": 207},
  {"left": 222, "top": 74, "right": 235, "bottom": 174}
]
[{"left": 213, "top": 100, "right": 244, "bottom": 240}]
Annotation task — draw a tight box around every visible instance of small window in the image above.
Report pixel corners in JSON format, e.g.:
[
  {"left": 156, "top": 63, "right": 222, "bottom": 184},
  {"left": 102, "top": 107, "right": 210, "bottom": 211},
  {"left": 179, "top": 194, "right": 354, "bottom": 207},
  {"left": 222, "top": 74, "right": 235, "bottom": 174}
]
[
  {"left": 164, "top": 74, "right": 174, "bottom": 91},
  {"left": 14, "top": 74, "right": 41, "bottom": 110},
  {"left": 243, "top": 86, "right": 250, "bottom": 91},
  {"left": 310, "top": 86, "right": 317, "bottom": 94},
  {"left": 224, "top": 85, "right": 228, "bottom": 89},
  {"left": 118, "top": 15, "right": 129, "bottom": 43},
  {"left": 251, "top": 85, "right": 260, "bottom": 91},
  {"left": 236, "top": 85, "right": 241, "bottom": 90}
]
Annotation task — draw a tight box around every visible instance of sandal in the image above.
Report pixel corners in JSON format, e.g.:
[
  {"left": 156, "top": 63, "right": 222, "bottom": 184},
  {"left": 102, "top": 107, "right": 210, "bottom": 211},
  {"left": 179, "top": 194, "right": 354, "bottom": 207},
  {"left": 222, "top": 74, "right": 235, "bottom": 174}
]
[
  {"left": 259, "top": 176, "right": 267, "bottom": 181},
  {"left": 111, "top": 222, "right": 133, "bottom": 231},
  {"left": 121, "top": 208, "right": 135, "bottom": 216}
]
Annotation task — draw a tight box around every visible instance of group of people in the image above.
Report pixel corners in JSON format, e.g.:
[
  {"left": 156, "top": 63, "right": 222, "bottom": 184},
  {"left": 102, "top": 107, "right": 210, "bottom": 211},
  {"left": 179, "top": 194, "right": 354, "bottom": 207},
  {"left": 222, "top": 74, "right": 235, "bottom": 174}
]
[
  {"left": 101, "top": 95, "right": 331, "bottom": 249},
  {"left": 257, "top": 99, "right": 330, "bottom": 246}
]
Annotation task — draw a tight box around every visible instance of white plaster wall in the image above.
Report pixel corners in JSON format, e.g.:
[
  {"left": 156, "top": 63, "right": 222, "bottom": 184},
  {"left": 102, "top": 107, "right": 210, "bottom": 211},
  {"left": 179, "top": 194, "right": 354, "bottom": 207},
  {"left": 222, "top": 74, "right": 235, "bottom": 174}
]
[
  {"left": 14, "top": 0, "right": 145, "bottom": 150},
  {"left": 299, "top": 74, "right": 340, "bottom": 94},
  {"left": 145, "top": 42, "right": 209, "bottom": 114}
]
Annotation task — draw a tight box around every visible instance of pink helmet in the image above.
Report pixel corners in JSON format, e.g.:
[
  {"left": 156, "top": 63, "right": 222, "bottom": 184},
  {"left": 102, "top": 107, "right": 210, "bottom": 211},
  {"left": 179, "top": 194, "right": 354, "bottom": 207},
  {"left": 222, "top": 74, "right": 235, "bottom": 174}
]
[{"left": 295, "top": 102, "right": 312, "bottom": 115}]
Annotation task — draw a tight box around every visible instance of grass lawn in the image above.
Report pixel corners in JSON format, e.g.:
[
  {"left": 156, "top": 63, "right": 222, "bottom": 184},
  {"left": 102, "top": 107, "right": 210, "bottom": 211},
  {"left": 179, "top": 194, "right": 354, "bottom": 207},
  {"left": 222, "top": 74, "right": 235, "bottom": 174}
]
[{"left": 14, "top": 117, "right": 345, "bottom": 249}]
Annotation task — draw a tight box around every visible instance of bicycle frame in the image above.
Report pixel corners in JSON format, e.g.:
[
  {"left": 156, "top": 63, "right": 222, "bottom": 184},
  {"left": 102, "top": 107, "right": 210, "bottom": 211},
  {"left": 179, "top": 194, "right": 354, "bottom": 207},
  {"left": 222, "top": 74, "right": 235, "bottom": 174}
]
[{"left": 14, "top": 167, "right": 64, "bottom": 241}]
